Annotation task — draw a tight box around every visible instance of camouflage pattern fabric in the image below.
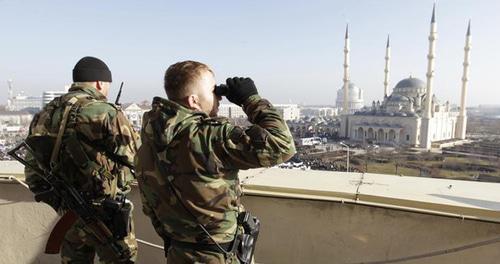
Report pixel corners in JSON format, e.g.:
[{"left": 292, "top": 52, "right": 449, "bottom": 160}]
[
  {"left": 167, "top": 245, "right": 239, "bottom": 264},
  {"left": 60, "top": 216, "right": 138, "bottom": 264},
  {"left": 24, "top": 83, "right": 140, "bottom": 262},
  {"left": 136, "top": 94, "right": 295, "bottom": 262}
]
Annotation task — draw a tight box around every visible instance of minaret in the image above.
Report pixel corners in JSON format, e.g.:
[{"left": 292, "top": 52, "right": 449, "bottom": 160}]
[
  {"left": 340, "top": 24, "right": 351, "bottom": 138},
  {"left": 383, "top": 35, "right": 391, "bottom": 97},
  {"left": 7, "top": 79, "right": 13, "bottom": 110},
  {"left": 456, "top": 21, "right": 471, "bottom": 140},
  {"left": 420, "top": 4, "right": 437, "bottom": 149},
  {"left": 343, "top": 24, "right": 351, "bottom": 115}
]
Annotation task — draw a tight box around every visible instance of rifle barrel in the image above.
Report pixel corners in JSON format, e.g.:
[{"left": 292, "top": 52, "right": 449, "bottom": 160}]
[{"left": 115, "top": 82, "right": 124, "bottom": 105}]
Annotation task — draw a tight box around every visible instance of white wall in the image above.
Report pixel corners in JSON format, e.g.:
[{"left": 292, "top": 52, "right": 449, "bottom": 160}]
[{"left": 2, "top": 181, "right": 500, "bottom": 264}]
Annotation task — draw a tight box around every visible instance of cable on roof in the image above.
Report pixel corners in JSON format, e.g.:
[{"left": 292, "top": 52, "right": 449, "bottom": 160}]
[
  {"left": 0, "top": 175, "right": 29, "bottom": 189},
  {"left": 354, "top": 172, "right": 365, "bottom": 201},
  {"left": 136, "top": 239, "right": 164, "bottom": 250}
]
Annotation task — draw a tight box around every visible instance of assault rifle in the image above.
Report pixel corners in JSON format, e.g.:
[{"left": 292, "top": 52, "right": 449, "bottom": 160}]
[{"left": 8, "top": 141, "right": 132, "bottom": 262}]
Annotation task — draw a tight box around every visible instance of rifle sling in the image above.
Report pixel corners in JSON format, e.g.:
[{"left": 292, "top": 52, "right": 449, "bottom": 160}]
[{"left": 50, "top": 97, "right": 79, "bottom": 168}]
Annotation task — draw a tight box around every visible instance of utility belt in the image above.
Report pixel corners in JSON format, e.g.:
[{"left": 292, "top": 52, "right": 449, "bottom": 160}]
[
  {"left": 165, "top": 211, "right": 260, "bottom": 264},
  {"left": 170, "top": 239, "right": 234, "bottom": 252}
]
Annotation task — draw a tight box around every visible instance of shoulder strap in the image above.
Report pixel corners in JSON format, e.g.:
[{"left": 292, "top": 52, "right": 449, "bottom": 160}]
[
  {"left": 50, "top": 97, "right": 79, "bottom": 169},
  {"left": 49, "top": 93, "right": 97, "bottom": 168}
]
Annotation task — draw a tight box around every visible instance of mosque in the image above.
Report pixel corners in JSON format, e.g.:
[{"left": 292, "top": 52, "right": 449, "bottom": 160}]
[
  {"left": 339, "top": 5, "right": 470, "bottom": 149},
  {"left": 336, "top": 82, "right": 364, "bottom": 114}
]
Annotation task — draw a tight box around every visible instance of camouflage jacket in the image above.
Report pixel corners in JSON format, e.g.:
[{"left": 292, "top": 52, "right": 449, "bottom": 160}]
[
  {"left": 25, "top": 84, "right": 140, "bottom": 199},
  {"left": 136, "top": 95, "right": 296, "bottom": 244}
]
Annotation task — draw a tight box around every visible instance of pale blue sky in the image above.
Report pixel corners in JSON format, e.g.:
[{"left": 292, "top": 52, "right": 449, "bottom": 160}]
[{"left": 0, "top": 0, "right": 498, "bottom": 106}]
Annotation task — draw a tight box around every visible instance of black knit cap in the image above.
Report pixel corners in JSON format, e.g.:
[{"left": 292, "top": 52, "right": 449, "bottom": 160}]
[{"left": 72, "top": 56, "right": 112, "bottom": 82}]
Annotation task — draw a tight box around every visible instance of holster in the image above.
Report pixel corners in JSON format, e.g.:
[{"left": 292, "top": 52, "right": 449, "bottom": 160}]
[
  {"left": 235, "top": 211, "right": 260, "bottom": 264},
  {"left": 102, "top": 196, "right": 132, "bottom": 239}
]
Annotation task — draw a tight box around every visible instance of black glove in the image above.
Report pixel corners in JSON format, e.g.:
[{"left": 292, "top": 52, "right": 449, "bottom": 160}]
[
  {"left": 225, "top": 77, "right": 258, "bottom": 106},
  {"left": 31, "top": 184, "right": 62, "bottom": 211}
]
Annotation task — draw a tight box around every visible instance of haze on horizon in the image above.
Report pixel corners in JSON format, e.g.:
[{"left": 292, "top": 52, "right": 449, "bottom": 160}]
[{"left": 0, "top": 0, "right": 498, "bottom": 107}]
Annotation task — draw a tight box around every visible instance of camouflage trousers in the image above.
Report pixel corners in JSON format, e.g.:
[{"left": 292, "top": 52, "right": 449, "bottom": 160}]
[
  {"left": 166, "top": 245, "right": 240, "bottom": 264},
  {"left": 60, "top": 213, "right": 138, "bottom": 263}
]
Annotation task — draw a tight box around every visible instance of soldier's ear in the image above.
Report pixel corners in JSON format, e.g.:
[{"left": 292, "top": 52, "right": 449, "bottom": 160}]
[
  {"left": 187, "top": 94, "right": 201, "bottom": 111},
  {"left": 96, "top": 81, "right": 110, "bottom": 97}
]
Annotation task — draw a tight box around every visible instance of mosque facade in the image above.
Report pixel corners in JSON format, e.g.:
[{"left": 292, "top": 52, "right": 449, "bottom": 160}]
[{"left": 339, "top": 5, "right": 470, "bottom": 149}]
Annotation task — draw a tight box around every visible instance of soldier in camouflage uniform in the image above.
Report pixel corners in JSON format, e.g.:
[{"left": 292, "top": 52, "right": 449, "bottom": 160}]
[
  {"left": 24, "top": 56, "right": 139, "bottom": 263},
  {"left": 135, "top": 60, "right": 296, "bottom": 263}
]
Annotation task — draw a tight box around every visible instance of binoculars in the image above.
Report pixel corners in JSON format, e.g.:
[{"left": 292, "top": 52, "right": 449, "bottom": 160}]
[{"left": 214, "top": 84, "right": 228, "bottom": 96}]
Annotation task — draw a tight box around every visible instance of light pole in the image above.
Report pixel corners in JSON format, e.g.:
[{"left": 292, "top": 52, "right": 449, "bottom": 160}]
[{"left": 340, "top": 142, "right": 350, "bottom": 172}]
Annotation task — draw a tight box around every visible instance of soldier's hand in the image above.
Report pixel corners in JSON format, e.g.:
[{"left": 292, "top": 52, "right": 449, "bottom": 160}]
[
  {"left": 31, "top": 184, "right": 62, "bottom": 212},
  {"left": 225, "top": 77, "right": 258, "bottom": 106}
]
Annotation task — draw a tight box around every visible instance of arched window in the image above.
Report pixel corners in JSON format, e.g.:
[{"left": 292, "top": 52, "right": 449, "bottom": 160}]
[
  {"left": 377, "top": 129, "right": 384, "bottom": 142},
  {"left": 357, "top": 127, "right": 364, "bottom": 140},
  {"left": 367, "top": 128, "right": 374, "bottom": 139},
  {"left": 389, "top": 130, "right": 396, "bottom": 141}
]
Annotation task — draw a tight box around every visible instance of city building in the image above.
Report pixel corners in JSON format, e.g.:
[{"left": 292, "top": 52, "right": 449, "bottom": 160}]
[
  {"left": 274, "top": 104, "right": 300, "bottom": 120},
  {"left": 0, "top": 110, "right": 33, "bottom": 125},
  {"left": 288, "top": 116, "right": 340, "bottom": 139},
  {"left": 122, "top": 103, "right": 150, "bottom": 130},
  {"left": 219, "top": 103, "right": 300, "bottom": 121},
  {"left": 300, "top": 106, "right": 338, "bottom": 118},
  {"left": 42, "top": 86, "right": 69, "bottom": 106},
  {"left": 8, "top": 93, "right": 42, "bottom": 111},
  {"left": 340, "top": 6, "right": 470, "bottom": 149},
  {"left": 6, "top": 81, "right": 70, "bottom": 110},
  {"left": 6, "top": 80, "right": 42, "bottom": 111},
  {"left": 218, "top": 104, "right": 247, "bottom": 119}
]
